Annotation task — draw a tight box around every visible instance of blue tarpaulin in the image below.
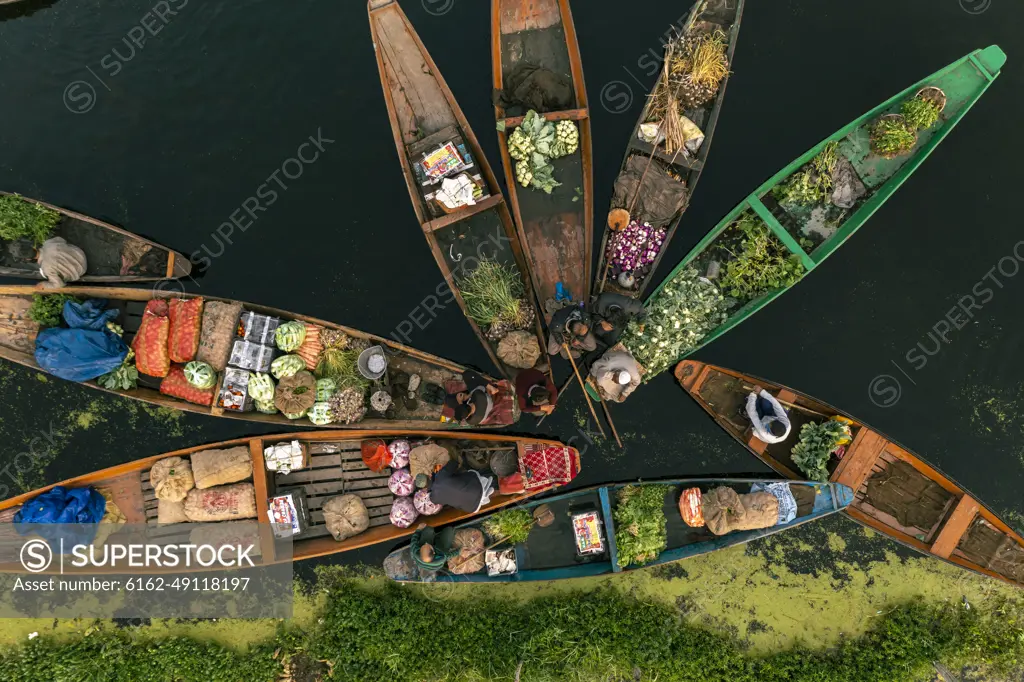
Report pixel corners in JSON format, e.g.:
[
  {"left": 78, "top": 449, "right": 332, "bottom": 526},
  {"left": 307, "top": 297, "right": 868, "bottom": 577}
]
[
  {"left": 34, "top": 299, "right": 128, "bottom": 382},
  {"left": 14, "top": 485, "right": 107, "bottom": 549}
]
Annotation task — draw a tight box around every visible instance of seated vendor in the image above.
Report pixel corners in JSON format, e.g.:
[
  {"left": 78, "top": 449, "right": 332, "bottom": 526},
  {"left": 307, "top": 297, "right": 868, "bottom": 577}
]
[
  {"left": 546, "top": 305, "right": 597, "bottom": 360},
  {"left": 590, "top": 349, "right": 641, "bottom": 403},
  {"left": 445, "top": 369, "right": 500, "bottom": 426},
  {"left": 745, "top": 386, "right": 791, "bottom": 444},
  {"left": 590, "top": 292, "right": 647, "bottom": 347},
  {"left": 515, "top": 367, "right": 557, "bottom": 416},
  {"left": 428, "top": 460, "right": 495, "bottom": 513}
]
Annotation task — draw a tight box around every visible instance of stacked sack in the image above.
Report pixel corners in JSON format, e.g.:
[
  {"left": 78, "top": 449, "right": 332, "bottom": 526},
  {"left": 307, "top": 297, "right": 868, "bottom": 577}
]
[{"left": 150, "top": 446, "right": 256, "bottom": 524}]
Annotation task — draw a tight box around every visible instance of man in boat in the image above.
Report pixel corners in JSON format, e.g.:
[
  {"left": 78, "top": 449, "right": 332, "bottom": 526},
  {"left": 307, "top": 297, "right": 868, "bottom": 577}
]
[
  {"left": 515, "top": 367, "right": 557, "bottom": 416},
  {"left": 410, "top": 523, "right": 458, "bottom": 574},
  {"left": 745, "top": 386, "right": 792, "bottom": 444},
  {"left": 589, "top": 349, "right": 641, "bottom": 403},
  {"left": 445, "top": 369, "right": 501, "bottom": 426},
  {"left": 590, "top": 292, "right": 647, "bottom": 348},
  {"left": 546, "top": 304, "right": 597, "bottom": 360},
  {"left": 427, "top": 460, "right": 495, "bottom": 513}
]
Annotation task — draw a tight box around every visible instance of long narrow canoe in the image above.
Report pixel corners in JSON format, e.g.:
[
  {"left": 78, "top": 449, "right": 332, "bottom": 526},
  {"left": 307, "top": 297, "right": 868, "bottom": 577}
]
[
  {"left": 628, "top": 46, "right": 1005, "bottom": 373},
  {"left": 0, "top": 192, "right": 191, "bottom": 282},
  {"left": 595, "top": 0, "right": 745, "bottom": 299},
  {"left": 385, "top": 476, "right": 851, "bottom": 583},
  {"left": 0, "top": 285, "right": 517, "bottom": 430},
  {"left": 675, "top": 360, "right": 1024, "bottom": 589},
  {"left": 492, "top": 0, "right": 593, "bottom": 322},
  {"left": 368, "top": 0, "right": 546, "bottom": 380},
  {"left": 0, "top": 429, "right": 581, "bottom": 573}
]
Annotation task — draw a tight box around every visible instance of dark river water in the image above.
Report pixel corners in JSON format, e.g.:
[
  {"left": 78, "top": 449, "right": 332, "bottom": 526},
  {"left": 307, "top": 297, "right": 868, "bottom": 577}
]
[{"left": 0, "top": 0, "right": 1022, "bottom": 570}]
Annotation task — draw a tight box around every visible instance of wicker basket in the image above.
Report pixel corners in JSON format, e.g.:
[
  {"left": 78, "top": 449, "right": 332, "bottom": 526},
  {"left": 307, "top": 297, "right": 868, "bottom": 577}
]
[{"left": 916, "top": 86, "right": 947, "bottom": 113}]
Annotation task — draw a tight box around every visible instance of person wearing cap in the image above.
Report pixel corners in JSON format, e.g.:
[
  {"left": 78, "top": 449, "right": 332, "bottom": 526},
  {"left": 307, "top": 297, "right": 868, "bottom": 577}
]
[
  {"left": 409, "top": 523, "right": 457, "bottom": 573},
  {"left": 546, "top": 304, "right": 597, "bottom": 360},
  {"left": 445, "top": 369, "right": 500, "bottom": 426},
  {"left": 514, "top": 367, "right": 558, "bottom": 416},
  {"left": 745, "top": 386, "right": 791, "bottom": 444},
  {"left": 589, "top": 349, "right": 641, "bottom": 402}
]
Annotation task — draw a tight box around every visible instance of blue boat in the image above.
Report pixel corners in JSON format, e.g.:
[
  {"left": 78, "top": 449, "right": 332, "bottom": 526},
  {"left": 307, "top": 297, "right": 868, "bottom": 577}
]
[{"left": 384, "top": 478, "right": 853, "bottom": 583}]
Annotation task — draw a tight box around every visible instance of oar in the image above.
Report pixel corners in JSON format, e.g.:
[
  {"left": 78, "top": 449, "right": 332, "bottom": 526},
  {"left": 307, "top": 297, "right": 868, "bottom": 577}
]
[
  {"left": 741, "top": 384, "right": 830, "bottom": 418},
  {"left": 564, "top": 344, "right": 607, "bottom": 440},
  {"left": 600, "top": 400, "right": 624, "bottom": 449},
  {"left": 535, "top": 374, "right": 575, "bottom": 427}
]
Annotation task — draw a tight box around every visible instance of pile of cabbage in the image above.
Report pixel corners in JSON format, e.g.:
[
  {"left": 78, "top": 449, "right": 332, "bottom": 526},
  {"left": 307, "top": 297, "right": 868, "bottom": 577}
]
[
  {"left": 606, "top": 220, "right": 667, "bottom": 277},
  {"left": 507, "top": 110, "right": 579, "bottom": 194}
]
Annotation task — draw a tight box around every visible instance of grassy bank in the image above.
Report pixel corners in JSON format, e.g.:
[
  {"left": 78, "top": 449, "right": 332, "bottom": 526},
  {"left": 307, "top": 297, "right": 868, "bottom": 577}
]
[{"left": 1, "top": 567, "right": 1022, "bottom": 682}]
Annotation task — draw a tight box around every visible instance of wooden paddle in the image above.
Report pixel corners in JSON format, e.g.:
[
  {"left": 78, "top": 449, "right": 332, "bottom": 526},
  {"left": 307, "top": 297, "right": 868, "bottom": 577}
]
[
  {"left": 741, "top": 384, "right": 830, "bottom": 418},
  {"left": 564, "top": 344, "right": 607, "bottom": 440}
]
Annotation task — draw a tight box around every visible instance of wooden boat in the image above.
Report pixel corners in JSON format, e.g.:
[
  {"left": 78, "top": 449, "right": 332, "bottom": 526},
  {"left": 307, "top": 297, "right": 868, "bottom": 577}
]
[
  {"left": 492, "top": 0, "right": 593, "bottom": 322},
  {"left": 0, "top": 192, "right": 191, "bottom": 282},
  {"left": 595, "top": 0, "right": 745, "bottom": 299},
  {"left": 385, "top": 477, "right": 852, "bottom": 583},
  {"left": 675, "top": 360, "right": 1024, "bottom": 589},
  {"left": 634, "top": 46, "right": 1006, "bottom": 365},
  {"left": 0, "top": 430, "right": 581, "bottom": 573},
  {"left": 368, "top": 0, "right": 546, "bottom": 380},
  {"left": 0, "top": 285, "right": 518, "bottom": 430}
]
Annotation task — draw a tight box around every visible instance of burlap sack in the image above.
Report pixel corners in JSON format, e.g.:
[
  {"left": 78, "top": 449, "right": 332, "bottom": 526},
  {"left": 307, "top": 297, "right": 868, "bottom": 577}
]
[
  {"left": 189, "top": 521, "right": 262, "bottom": 557},
  {"left": 703, "top": 487, "right": 778, "bottom": 535},
  {"left": 196, "top": 301, "right": 244, "bottom": 372},
  {"left": 497, "top": 331, "right": 541, "bottom": 369},
  {"left": 448, "top": 528, "right": 485, "bottom": 575},
  {"left": 191, "top": 446, "right": 253, "bottom": 489},
  {"left": 409, "top": 444, "right": 450, "bottom": 479},
  {"left": 150, "top": 456, "right": 195, "bottom": 502},
  {"left": 183, "top": 483, "right": 257, "bottom": 522},
  {"left": 158, "top": 499, "right": 189, "bottom": 525},
  {"left": 322, "top": 494, "right": 369, "bottom": 541}
]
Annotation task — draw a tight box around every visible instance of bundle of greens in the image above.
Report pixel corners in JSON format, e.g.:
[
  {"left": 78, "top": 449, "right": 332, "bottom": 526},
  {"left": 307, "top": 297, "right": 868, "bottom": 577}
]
[
  {"left": 0, "top": 194, "right": 61, "bottom": 246},
  {"left": 870, "top": 116, "right": 917, "bottom": 158},
  {"left": 458, "top": 260, "right": 534, "bottom": 340},
  {"left": 507, "top": 110, "right": 578, "bottom": 194},
  {"left": 28, "top": 293, "right": 81, "bottom": 327},
  {"left": 98, "top": 349, "right": 139, "bottom": 391},
  {"left": 716, "top": 213, "right": 806, "bottom": 304},
  {"left": 613, "top": 484, "right": 671, "bottom": 568},
  {"left": 901, "top": 94, "right": 942, "bottom": 131},
  {"left": 315, "top": 347, "right": 368, "bottom": 392},
  {"left": 773, "top": 141, "right": 840, "bottom": 207},
  {"left": 482, "top": 508, "right": 534, "bottom": 545},
  {"left": 791, "top": 418, "right": 852, "bottom": 482},
  {"left": 621, "top": 268, "right": 727, "bottom": 379}
]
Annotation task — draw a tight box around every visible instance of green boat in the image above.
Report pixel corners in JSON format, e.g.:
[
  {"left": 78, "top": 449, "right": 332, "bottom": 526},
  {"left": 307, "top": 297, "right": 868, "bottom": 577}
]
[{"left": 623, "top": 46, "right": 1005, "bottom": 379}]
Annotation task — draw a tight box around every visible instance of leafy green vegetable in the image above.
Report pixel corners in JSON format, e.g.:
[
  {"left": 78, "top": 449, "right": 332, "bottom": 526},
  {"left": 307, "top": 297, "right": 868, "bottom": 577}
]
[
  {"left": 0, "top": 194, "right": 60, "bottom": 246},
  {"left": 508, "top": 111, "right": 564, "bottom": 194},
  {"left": 901, "top": 95, "right": 941, "bottom": 130},
  {"left": 183, "top": 361, "right": 216, "bottom": 389},
  {"left": 773, "top": 141, "right": 840, "bottom": 207},
  {"left": 275, "top": 321, "right": 307, "bottom": 352},
  {"left": 791, "top": 418, "right": 852, "bottom": 482},
  {"left": 27, "top": 293, "right": 81, "bottom": 327},
  {"left": 870, "top": 117, "right": 917, "bottom": 158},
  {"left": 482, "top": 508, "right": 534, "bottom": 544},
  {"left": 458, "top": 259, "right": 528, "bottom": 328},
  {"left": 613, "top": 484, "right": 671, "bottom": 567},
  {"left": 97, "top": 350, "right": 139, "bottom": 391},
  {"left": 716, "top": 213, "right": 806, "bottom": 304},
  {"left": 270, "top": 354, "right": 305, "bottom": 380}
]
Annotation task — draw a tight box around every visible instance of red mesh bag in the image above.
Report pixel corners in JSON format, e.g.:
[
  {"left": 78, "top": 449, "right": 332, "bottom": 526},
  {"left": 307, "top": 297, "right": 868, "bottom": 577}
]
[
  {"left": 160, "top": 365, "right": 216, "bottom": 406},
  {"left": 132, "top": 299, "right": 170, "bottom": 377},
  {"left": 168, "top": 297, "right": 203, "bottom": 363},
  {"left": 361, "top": 439, "right": 390, "bottom": 472},
  {"left": 679, "top": 488, "right": 704, "bottom": 527}
]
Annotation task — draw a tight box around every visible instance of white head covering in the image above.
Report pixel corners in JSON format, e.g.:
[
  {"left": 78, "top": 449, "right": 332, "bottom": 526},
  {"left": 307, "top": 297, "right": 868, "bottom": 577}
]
[{"left": 617, "top": 371, "right": 632, "bottom": 385}]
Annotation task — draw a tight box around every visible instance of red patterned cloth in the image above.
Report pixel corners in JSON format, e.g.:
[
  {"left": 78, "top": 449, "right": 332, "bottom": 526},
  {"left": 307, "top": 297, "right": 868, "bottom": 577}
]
[
  {"left": 518, "top": 444, "right": 581, "bottom": 491},
  {"left": 441, "top": 379, "right": 517, "bottom": 426},
  {"left": 168, "top": 297, "right": 203, "bottom": 363},
  {"left": 132, "top": 299, "right": 170, "bottom": 377},
  {"left": 160, "top": 365, "right": 215, "bottom": 406}
]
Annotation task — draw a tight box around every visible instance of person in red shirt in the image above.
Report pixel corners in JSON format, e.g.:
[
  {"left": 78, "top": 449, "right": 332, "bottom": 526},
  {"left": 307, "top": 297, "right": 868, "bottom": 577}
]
[{"left": 515, "top": 368, "right": 557, "bottom": 416}]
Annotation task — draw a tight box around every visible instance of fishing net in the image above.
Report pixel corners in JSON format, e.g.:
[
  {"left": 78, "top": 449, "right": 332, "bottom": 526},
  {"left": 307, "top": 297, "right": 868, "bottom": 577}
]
[{"left": 864, "top": 460, "right": 954, "bottom": 532}]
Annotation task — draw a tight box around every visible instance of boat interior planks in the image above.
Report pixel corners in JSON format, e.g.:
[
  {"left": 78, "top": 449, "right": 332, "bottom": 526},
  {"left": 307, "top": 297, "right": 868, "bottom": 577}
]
[
  {"left": 675, "top": 359, "right": 1024, "bottom": 589},
  {"left": 595, "top": 0, "right": 745, "bottom": 299},
  {"left": 0, "top": 429, "right": 580, "bottom": 573},
  {"left": 0, "top": 192, "right": 190, "bottom": 282},
  {"left": 0, "top": 285, "right": 505, "bottom": 430},
  {"left": 493, "top": 0, "right": 592, "bottom": 323},
  {"left": 369, "top": 0, "right": 546, "bottom": 379}
]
